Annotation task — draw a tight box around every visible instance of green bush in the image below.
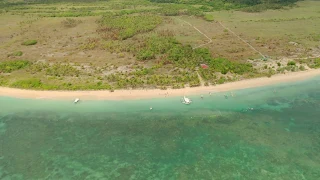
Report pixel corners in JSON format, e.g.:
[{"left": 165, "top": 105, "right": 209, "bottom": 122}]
[
  {"left": 311, "top": 58, "right": 320, "bottom": 68},
  {"left": 136, "top": 50, "right": 155, "bottom": 60},
  {"left": 7, "top": 51, "right": 23, "bottom": 57},
  {"left": 217, "top": 77, "right": 226, "bottom": 84},
  {"left": 204, "top": 14, "right": 214, "bottom": 21},
  {"left": 287, "top": 61, "right": 296, "bottom": 66},
  {"left": 299, "top": 65, "right": 305, "bottom": 71},
  {"left": 22, "top": 40, "right": 37, "bottom": 46},
  {"left": 0, "top": 75, "right": 8, "bottom": 86},
  {"left": 0, "top": 60, "right": 30, "bottom": 73}
]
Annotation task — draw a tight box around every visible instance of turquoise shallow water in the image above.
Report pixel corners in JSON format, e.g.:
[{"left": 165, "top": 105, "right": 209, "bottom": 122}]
[{"left": 1, "top": 77, "right": 320, "bottom": 179}]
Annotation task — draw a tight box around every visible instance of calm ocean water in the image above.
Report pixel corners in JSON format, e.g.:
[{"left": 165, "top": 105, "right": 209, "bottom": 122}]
[{"left": 1, "top": 77, "right": 320, "bottom": 179}]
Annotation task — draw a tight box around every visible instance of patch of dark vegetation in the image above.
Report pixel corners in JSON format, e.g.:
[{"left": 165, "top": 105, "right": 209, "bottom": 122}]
[
  {"left": 287, "top": 61, "right": 296, "bottom": 66},
  {"left": 313, "top": 58, "right": 320, "bottom": 69},
  {"left": 204, "top": 14, "right": 214, "bottom": 21},
  {"left": 7, "top": 51, "right": 23, "bottom": 57},
  {"left": 21, "top": 40, "right": 37, "bottom": 46},
  {"left": 0, "top": 60, "right": 30, "bottom": 73}
]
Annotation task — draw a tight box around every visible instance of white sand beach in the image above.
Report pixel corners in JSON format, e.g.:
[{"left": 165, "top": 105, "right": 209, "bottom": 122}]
[{"left": 1, "top": 69, "right": 320, "bottom": 100}]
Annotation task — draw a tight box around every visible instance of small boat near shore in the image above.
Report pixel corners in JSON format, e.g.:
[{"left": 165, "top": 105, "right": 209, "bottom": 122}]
[
  {"left": 182, "top": 96, "right": 192, "bottom": 105},
  {"left": 74, "top": 98, "right": 80, "bottom": 104}
]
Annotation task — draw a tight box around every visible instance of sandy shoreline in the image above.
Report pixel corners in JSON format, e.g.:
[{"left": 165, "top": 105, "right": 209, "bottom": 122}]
[{"left": 1, "top": 69, "right": 320, "bottom": 100}]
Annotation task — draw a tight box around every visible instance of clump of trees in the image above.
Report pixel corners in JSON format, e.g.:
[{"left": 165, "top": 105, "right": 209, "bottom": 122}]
[
  {"left": 132, "top": 34, "right": 256, "bottom": 85},
  {"left": 135, "top": 35, "right": 255, "bottom": 74}
]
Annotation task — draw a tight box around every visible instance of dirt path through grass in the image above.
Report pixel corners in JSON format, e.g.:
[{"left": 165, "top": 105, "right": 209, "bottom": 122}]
[
  {"left": 176, "top": 17, "right": 212, "bottom": 49},
  {"left": 217, "top": 21, "right": 266, "bottom": 59},
  {"left": 196, "top": 71, "right": 205, "bottom": 86}
]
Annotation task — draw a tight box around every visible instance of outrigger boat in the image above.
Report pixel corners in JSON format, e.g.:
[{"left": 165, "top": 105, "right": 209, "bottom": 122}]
[
  {"left": 181, "top": 96, "right": 192, "bottom": 105},
  {"left": 74, "top": 98, "right": 80, "bottom": 104}
]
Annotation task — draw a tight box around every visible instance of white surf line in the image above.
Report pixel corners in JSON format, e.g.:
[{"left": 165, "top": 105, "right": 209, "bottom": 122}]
[
  {"left": 176, "top": 17, "right": 212, "bottom": 49},
  {"left": 216, "top": 21, "right": 266, "bottom": 59}
]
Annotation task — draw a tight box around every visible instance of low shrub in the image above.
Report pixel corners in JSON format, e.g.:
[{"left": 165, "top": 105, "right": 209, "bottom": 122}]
[
  {"left": 204, "top": 14, "right": 214, "bottom": 21},
  {"left": 11, "top": 78, "right": 42, "bottom": 89},
  {"left": 46, "top": 63, "right": 80, "bottom": 77},
  {"left": 299, "top": 65, "right": 305, "bottom": 71},
  {"left": 309, "top": 58, "right": 320, "bottom": 69},
  {"left": 0, "top": 75, "right": 8, "bottom": 86},
  {"left": 287, "top": 61, "right": 296, "bottom": 66},
  {"left": 61, "top": 18, "right": 82, "bottom": 28},
  {"left": 7, "top": 51, "right": 23, "bottom": 57},
  {"left": 22, "top": 40, "right": 37, "bottom": 46},
  {"left": 0, "top": 60, "right": 30, "bottom": 73}
]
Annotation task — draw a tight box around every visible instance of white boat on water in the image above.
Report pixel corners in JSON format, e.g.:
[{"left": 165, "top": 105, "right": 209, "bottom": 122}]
[
  {"left": 74, "top": 98, "right": 80, "bottom": 104},
  {"left": 181, "top": 96, "right": 192, "bottom": 105}
]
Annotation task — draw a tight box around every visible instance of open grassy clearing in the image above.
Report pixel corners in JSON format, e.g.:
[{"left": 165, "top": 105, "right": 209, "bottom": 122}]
[
  {"left": 209, "top": 0, "right": 320, "bottom": 58},
  {"left": 157, "top": 17, "right": 208, "bottom": 48},
  {"left": 178, "top": 16, "right": 261, "bottom": 61},
  {"left": 0, "top": 0, "right": 319, "bottom": 90}
]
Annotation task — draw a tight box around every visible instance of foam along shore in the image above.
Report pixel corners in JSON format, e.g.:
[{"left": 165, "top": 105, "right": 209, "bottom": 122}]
[{"left": 1, "top": 69, "right": 320, "bottom": 100}]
